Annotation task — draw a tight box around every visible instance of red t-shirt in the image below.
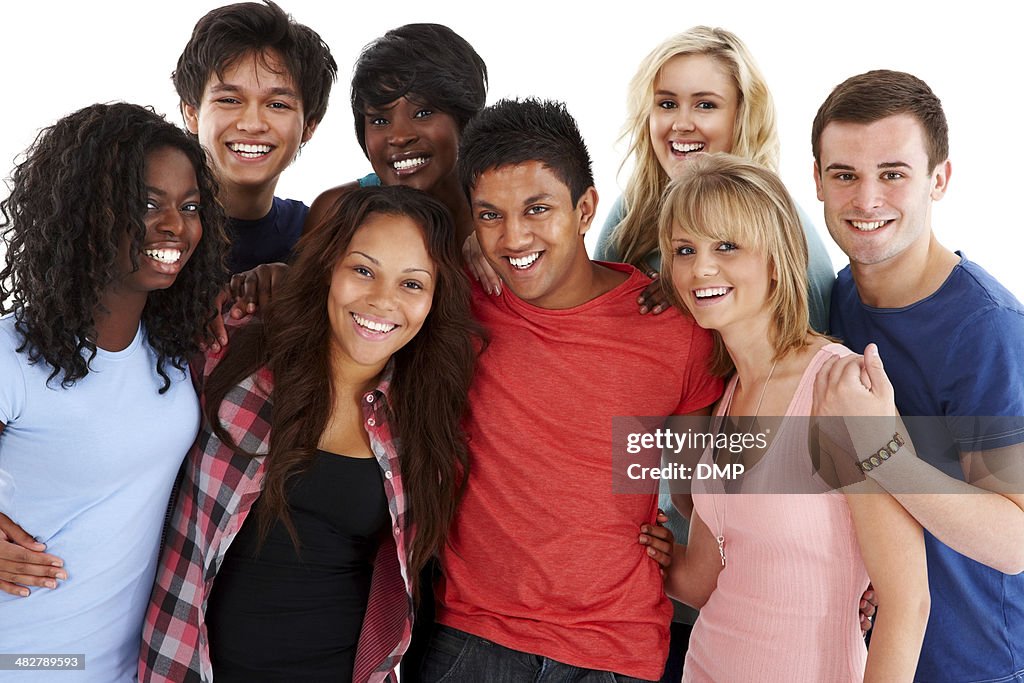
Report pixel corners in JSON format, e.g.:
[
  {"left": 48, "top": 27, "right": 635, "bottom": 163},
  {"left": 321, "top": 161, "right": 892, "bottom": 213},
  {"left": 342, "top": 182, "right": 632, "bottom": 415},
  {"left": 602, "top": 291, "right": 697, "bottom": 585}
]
[{"left": 437, "top": 263, "right": 722, "bottom": 679}]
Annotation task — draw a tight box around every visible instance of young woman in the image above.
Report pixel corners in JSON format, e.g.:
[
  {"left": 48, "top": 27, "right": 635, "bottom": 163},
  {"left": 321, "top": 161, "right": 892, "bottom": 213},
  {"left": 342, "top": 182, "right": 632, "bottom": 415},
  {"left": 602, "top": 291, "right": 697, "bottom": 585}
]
[
  {"left": 661, "top": 154, "right": 929, "bottom": 682},
  {"left": 0, "top": 103, "right": 229, "bottom": 680},
  {"left": 140, "top": 185, "right": 480, "bottom": 682},
  {"left": 306, "top": 24, "right": 487, "bottom": 248},
  {"left": 594, "top": 26, "right": 834, "bottom": 327}
]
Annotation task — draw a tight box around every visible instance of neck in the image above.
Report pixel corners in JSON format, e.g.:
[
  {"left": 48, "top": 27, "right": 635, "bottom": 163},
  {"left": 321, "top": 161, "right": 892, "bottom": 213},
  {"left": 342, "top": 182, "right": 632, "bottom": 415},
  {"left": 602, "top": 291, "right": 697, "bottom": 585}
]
[
  {"left": 92, "top": 289, "right": 147, "bottom": 352},
  {"left": 328, "top": 350, "right": 386, "bottom": 402},
  {"left": 222, "top": 181, "right": 276, "bottom": 221},
  {"left": 850, "top": 233, "right": 959, "bottom": 308},
  {"left": 431, "top": 175, "right": 475, "bottom": 245}
]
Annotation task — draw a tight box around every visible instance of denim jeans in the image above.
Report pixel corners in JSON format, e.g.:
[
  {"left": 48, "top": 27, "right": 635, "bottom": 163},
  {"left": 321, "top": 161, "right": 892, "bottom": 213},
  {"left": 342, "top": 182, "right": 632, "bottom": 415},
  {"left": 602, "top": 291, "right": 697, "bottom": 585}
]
[{"left": 419, "top": 624, "right": 656, "bottom": 683}]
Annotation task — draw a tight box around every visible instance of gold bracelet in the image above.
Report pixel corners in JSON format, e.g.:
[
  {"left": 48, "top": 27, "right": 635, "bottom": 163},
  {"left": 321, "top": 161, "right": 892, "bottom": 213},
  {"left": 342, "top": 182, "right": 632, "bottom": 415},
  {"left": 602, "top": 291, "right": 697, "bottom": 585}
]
[{"left": 858, "top": 432, "right": 905, "bottom": 473}]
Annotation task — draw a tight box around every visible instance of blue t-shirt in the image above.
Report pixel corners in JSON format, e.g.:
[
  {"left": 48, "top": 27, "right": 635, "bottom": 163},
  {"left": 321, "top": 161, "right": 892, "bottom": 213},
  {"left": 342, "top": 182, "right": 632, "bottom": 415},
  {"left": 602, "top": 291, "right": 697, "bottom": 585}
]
[
  {"left": 0, "top": 316, "right": 200, "bottom": 682},
  {"left": 227, "top": 196, "right": 308, "bottom": 273},
  {"left": 831, "top": 253, "right": 1024, "bottom": 682}
]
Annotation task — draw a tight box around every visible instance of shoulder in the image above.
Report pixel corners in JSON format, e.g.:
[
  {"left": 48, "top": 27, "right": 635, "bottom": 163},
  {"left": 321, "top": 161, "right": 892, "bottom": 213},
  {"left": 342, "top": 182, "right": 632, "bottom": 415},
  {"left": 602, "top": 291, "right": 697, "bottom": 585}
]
[{"left": 307, "top": 182, "right": 360, "bottom": 230}]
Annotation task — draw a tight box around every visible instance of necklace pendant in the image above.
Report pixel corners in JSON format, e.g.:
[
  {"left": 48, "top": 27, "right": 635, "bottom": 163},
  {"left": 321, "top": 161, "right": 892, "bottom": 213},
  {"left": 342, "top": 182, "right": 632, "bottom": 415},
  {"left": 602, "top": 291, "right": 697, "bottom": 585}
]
[{"left": 716, "top": 535, "right": 726, "bottom": 566}]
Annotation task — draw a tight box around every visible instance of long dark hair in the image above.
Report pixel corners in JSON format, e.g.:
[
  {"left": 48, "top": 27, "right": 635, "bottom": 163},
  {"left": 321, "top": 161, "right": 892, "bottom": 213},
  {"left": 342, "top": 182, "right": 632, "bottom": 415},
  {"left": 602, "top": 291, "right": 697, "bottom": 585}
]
[
  {"left": 204, "top": 185, "right": 480, "bottom": 595},
  {"left": 0, "top": 102, "right": 229, "bottom": 391}
]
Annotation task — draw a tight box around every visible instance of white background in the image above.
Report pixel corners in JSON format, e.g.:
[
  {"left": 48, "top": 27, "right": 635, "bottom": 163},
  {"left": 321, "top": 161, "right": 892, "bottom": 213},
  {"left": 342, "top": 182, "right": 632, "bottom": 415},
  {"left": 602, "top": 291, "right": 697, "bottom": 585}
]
[{"left": 3, "top": 1, "right": 1021, "bottom": 298}]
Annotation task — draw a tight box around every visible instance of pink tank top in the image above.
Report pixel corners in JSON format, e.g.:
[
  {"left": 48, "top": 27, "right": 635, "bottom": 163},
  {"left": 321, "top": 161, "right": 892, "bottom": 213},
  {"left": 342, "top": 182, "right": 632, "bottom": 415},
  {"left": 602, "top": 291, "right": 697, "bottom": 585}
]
[{"left": 685, "top": 344, "right": 869, "bottom": 682}]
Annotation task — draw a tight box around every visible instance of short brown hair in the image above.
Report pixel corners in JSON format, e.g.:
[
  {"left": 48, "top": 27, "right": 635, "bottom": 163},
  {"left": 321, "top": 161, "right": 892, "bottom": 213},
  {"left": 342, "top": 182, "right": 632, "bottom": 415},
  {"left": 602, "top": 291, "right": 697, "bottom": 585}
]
[{"left": 811, "top": 70, "right": 948, "bottom": 171}]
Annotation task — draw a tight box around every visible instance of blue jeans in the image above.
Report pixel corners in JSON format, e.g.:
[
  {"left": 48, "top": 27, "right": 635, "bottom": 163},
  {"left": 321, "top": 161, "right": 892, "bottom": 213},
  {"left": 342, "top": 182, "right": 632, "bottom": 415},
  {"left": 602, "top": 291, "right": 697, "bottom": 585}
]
[{"left": 420, "top": 625, "right": 656, "bottom": 683}]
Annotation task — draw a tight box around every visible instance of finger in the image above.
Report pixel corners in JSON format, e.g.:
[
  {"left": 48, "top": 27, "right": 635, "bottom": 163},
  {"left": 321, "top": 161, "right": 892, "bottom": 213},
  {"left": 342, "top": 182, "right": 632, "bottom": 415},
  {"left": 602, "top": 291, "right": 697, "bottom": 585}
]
[
  {"left": 0, "top": 579, "right": 30, "bottom": 597},
  {"left": 480, "top": 260, "right": 502, "bottom": 296},
  {"left": 863, "top": 344, "right": 894, "bottom": 401},
  {"left": 0, "top": 543, "right": 65, "bottom": 571},
  {"left": 859, "top": 597, "right": 877, "bottom": 618},
  {"left": 814, "top": 354, "right": 839, "bottom": 399},
  {"left": 0, "top": 567, "right": 65, "bottom": 588},
  {"left": 650, "top": 303, "right": 667, "bottom": 315},
  {"left": 256, "top": 270, "right": 275, "bottom": 312},
  {"left": 864, "top": 588, "right": 877, "bottom": 606},
  {"left": 241, "top": 274, "right": 258, "bottom": 314},
  {"left": 0, "top": 517, "right": 46, "bottom": 552},
  {"left": 640, "top": 524, "right": 674, "bottom": 544},
  {"left": 209, "top": 314, "right": 228, "bottom": 349},
  {"left": 656, "top": 509, "right": 669, "bottom": 524}
]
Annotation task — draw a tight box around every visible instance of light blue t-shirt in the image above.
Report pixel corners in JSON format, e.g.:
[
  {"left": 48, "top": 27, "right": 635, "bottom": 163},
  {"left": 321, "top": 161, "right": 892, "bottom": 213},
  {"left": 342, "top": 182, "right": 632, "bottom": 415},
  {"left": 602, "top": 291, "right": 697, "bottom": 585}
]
[{"left": 0, "top": 315, "right": 199, "bottom": 682}]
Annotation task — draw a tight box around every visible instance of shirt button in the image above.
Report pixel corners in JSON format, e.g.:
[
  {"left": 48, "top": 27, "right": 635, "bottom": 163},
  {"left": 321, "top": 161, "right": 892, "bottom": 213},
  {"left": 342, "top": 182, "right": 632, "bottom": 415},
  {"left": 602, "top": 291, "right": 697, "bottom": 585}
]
[
  {"left": 365, "top": 393, "right": 375, "bottom": 403},
  {"left": 367, "top": 417, "right": 376, "bottom": 427},
  {"left": 394, "top": 524, "right": 401, "bottom": 535},
  {"left": 385, "top": 470, "right": 393, "bottom": 479}
]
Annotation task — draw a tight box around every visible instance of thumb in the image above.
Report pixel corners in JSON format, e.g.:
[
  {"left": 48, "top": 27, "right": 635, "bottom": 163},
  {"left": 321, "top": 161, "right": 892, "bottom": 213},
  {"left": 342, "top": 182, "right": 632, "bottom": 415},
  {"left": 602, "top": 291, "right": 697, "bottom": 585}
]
[{"left": 864, "top": 344, "right": 892, "bottom": 398}]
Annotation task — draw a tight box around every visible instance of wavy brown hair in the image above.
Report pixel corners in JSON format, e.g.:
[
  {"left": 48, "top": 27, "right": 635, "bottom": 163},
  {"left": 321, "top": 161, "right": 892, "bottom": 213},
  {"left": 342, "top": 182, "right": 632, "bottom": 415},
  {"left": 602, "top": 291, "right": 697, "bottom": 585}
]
[
  {"left": 0, "top": 102, "right": 229, "bottom": 391},
  {"left": 204, "top": 185, "right": 480, "bottom": 595}
]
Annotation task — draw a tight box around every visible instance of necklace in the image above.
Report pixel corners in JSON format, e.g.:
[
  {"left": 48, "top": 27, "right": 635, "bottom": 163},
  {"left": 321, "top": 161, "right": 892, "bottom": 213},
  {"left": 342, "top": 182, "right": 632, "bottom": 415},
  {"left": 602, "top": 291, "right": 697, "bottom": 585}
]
[{"left": 711, "top": 358, "right": 778, "bottom": 567}]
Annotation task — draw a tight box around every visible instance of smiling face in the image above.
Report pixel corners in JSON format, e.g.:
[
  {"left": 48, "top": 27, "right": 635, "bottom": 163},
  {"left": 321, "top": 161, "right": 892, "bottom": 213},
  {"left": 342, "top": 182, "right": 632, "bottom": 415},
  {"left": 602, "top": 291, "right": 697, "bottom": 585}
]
[
  {"left": 815, "top": 113, "right": 950, "bottom": 269},
  {"left": 669, "top": 223, "right": 773, "bottom": 336},
  {"left": 114, "top": 146, "right": 203, "bottom": 295},
  {"left": 471, "top": 161, "right": 597, "bottom": 310},
  {"left": 183, "top": 49, "right": 315, "bottom": 202},
  {"left": 326, "top": 212, "right": 436, "bottom": 375},
  {"left": 363, "top": 96, "right": 461, "bottom": 194},
  {"left": 649, "top": 53, "right": 739, "bottom": 180}
]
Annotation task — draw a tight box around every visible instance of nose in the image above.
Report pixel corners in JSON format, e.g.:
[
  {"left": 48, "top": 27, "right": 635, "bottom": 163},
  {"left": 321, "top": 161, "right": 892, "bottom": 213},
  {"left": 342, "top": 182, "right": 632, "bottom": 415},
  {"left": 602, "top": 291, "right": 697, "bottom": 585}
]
[
  {"left": 851, "top": 178, "right": 884, "bottom": 212},
  {"left": 501, "top": 215, "right": 533, "bottom": 252},
  {"left": 236, "top": 102, "right": 268, "bottom": 133},
  {"left": 692, "top": 249, "right": 719, "bottom": 278},
  {"left": 387, "top": 117, "right": 417, "bottom": 147},
  {"left": 156, "top": 208, "right": 186, "bottom": 237},
  {"left": 670, "top": 107, "right": 695, "bottom": 133},
  {"left": 366, "top": 278, "right": 398, "bottom": 312}
]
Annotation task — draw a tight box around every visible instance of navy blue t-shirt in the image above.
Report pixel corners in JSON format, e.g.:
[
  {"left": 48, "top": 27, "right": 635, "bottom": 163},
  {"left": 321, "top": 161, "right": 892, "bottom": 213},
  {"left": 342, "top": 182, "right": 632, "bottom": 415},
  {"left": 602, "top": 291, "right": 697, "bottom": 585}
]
[
  {"left": 831, "top": 253, "right": 1024, "bottom": 682},
  {"left": 226, "top": 197, "right": 308, "bottom": 273}
]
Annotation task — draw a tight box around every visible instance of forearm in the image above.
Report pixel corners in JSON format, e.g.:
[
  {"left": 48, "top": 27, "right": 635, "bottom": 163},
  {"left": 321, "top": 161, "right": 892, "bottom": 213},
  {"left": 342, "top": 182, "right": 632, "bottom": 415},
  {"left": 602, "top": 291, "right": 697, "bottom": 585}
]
[
  {"left": 870, "top": 452, "right": 1024, "bottom": 573},
  {"left": 863, "top": 588, "right": 929, "bottom": 683},
  {"left": 663, "top": 543, "right": 717, "bottom": 609}
]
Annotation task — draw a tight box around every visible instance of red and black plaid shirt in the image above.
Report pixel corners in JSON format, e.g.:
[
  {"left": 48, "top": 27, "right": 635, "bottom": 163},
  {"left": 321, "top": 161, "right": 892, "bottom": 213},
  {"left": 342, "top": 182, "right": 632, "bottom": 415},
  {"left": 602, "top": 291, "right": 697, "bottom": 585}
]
[{"left": 139, "top": 346, "right": 411, "bottom": 682}]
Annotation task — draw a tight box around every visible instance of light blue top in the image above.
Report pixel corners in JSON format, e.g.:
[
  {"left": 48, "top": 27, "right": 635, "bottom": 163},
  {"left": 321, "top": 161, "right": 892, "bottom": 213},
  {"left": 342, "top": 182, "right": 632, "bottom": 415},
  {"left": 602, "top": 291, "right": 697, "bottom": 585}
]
[
  {"left": 0, "top": 315, "right": 199, "bottom": 682},
  {"left": 594, "top": 193, "right": 836, "bottom": 334}
]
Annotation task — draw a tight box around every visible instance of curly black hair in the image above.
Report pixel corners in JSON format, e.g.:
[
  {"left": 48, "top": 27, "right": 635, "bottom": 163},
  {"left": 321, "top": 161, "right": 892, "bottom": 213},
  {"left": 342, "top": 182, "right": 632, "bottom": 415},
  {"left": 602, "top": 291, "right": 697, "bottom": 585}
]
[{"left": 0, "top": 102, "right": 230, "bottom": 391}]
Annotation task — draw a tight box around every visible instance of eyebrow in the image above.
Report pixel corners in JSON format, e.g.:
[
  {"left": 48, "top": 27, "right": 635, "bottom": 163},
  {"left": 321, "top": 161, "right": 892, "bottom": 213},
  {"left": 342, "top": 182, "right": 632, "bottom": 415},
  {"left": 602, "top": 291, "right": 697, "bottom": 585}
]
[
  {"left": 654, "top": 89, "right": 724, "bottom": 99},
  {"left": 145, "top": 185, "right": 200, "bottom": 197},
  {"left": 209, "top": 83, "right": 299, "bottom": 99},
  {"left": 350, "top": 251, "right": 433, "bottom": 276},
  {"left": 824, "top": 161, "right": 912, "bottom": 172}
]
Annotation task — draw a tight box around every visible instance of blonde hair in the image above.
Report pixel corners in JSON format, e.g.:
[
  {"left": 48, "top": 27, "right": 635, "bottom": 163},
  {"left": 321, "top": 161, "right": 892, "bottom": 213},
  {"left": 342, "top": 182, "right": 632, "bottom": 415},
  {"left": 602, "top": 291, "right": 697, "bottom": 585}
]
[
  {"left": 614, "top": 26, "right": 779, "bottom": 270},
  {"left": 658, "top": 154, "right": 809, "bottom": 377}
]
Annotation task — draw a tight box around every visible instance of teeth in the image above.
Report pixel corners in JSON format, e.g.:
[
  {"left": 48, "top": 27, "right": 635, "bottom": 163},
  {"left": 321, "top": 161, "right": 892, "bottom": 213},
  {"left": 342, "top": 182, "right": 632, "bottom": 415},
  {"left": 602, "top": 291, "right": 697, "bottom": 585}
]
[
  {"left": 851, "top": 220, "right": 887, "bottom": 231},
  {"left": 671, "top": 142, "right": 705, "bottom": 153},
  {"left": 352, "top": 313, "right": 396, "bottom": 334},
  {"left": 393, "top": 157, "right": 427, "bottom": 170},
  {"left": 228, "top": 143, "right": 271, "bottom": 158},
  {"left": 144, "top": 248, "right": 182, "bottom": 264},
  {"left": 695, "top": 287, "right": 729, "bottom": 298},
  {"left": 508, "top": 252, "right": 540, "bottom": 269}
]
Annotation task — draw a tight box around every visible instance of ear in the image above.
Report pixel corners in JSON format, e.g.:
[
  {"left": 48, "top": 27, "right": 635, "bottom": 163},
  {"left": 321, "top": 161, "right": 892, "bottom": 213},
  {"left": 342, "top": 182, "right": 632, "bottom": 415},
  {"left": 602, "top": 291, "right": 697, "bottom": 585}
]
[
  {"left": 182, "top": 102, "right": 200, "bottom": 135},
  {"left": 301, "top": 118, "right": 319, "bottom": 145},
  {"left": 930, "top": 159, "right": 951, "bottom": 201},
  {"left": 576, "top": 186, "right": 599, "bottom": 236},
  {"left": 813, "top": 160, "right": 824, "bottom": 202}
]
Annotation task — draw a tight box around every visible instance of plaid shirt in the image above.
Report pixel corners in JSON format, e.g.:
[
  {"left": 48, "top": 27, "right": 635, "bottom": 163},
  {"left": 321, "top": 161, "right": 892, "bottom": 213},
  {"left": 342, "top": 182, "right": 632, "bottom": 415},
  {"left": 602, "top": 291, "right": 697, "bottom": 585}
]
[{"left": 139, "top": 345, "right": 412, "bottom": 682}]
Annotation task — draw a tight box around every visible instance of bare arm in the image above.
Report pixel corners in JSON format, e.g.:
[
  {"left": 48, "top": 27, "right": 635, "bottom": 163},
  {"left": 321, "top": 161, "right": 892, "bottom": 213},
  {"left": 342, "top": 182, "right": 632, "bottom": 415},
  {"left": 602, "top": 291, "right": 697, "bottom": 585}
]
[
  {"left": 815, "top": 345, "right": 1024, "bottom": 574},
  {"left": 845, "top": 479, "right": 930, "bottom": 682},
  {"left": 663, "top": 508, "right": 723, "bottom": 609}
]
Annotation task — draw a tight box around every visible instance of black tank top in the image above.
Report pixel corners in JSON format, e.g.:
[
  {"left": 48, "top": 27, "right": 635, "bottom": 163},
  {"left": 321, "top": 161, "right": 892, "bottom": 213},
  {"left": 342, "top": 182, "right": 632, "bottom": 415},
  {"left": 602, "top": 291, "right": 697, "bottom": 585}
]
[{"left": 206, "top": 450, "right": 389, "bottom": 681}]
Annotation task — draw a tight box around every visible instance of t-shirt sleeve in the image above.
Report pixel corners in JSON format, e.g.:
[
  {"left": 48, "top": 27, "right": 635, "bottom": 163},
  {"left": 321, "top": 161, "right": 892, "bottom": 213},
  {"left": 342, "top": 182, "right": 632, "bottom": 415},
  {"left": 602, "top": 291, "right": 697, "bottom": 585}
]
[
  {"left": 0, "top": 330, "right": 27, "bottom": 426},
  {"left": 672, "top": 322, "right": 723, "bottom": 415},
  {"left": 942, "top": 306, "right": 1024, "bottom": 451}
]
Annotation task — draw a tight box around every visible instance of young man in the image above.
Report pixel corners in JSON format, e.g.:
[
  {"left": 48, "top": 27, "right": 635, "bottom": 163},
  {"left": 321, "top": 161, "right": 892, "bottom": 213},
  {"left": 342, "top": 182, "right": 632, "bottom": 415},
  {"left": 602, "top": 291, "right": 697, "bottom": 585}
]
[
  {"left": 812, "top": 70, "right": 1024, "bottom": 682},
  {"left": 420, "top": 99, "right": 721, "bottom": 682},
  {"left": 174, "top": 0, "right": 337, "bottom": 272}
]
